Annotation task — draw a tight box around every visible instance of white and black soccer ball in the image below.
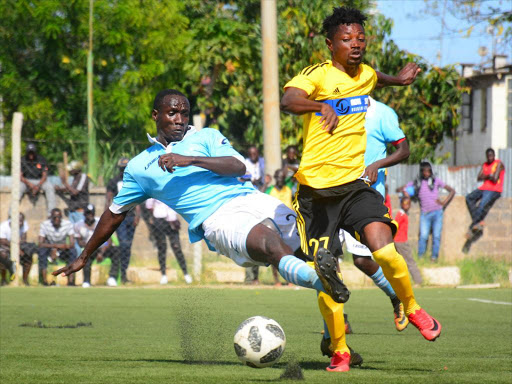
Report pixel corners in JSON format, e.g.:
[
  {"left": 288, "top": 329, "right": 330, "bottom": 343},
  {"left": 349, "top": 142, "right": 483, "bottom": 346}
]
[{"left": 233, "top": 316, "right": 286, "bottom": 368}]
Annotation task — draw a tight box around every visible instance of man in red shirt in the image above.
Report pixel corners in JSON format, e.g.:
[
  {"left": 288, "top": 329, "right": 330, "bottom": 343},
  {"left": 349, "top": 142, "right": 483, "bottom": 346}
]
[
  {"left": 464, "top": 148, "right": 505, "bottom": 252},
  {"left": 394, "top": 197, "right": 422, "bottom": 284}
]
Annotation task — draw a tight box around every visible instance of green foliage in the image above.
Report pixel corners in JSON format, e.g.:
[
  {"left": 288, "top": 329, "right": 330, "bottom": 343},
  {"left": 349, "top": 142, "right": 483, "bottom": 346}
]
[
  {"left": 0, "top": 0, "right": 466, "bottom": 180},
  {"left": 459, "top": 256, "right": 511, "bottom": 285},
  {"left": 0, "top": 0, "right": 190, "bottom": 179}
]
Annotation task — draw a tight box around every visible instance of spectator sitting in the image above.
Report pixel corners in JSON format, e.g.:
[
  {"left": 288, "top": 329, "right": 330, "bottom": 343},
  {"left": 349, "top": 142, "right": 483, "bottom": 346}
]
[
  {"left": 463, "top": 148, "right": 505, "bottom": 253},
  {"left": 146, "top": 198, "right": 192, "bottom": 285},
  {"left": 244, "top": 145, "right": 265, "bottom": 191},
  {"left": 0, "top": 213, "right": 37, "bottom": 286},
  {"left": 38, "top": 208, "right": 77, "bottom": 286},
  {"left": 19, "top": 143, "right": 56, "bottom": 215},
  {"left": 399, "top": 162, "right": 455, "bottom": 263},
  {"left": 394, "top": 197, "right": 422, "bottom": 285},
  {"left": 282, "top": 145, "right": 300, "bottom": 193},
  {"left": 55, "top": 160, "right": 89, "bottom": 224},
  {"left": 74, "top": 204, "right": 112, "bottom": 288}
]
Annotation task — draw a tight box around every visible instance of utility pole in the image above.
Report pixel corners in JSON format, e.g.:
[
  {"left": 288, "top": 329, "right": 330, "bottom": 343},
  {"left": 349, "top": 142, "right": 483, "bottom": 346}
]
[
  {"left": 261, "top": 0, "right": 281, "bottom": 177},
  {"left": 87, "top": 0, "right": 97, "bottom": 183},
  {"left": 10, "top": 112, "right": 23, "bottom": 286}
]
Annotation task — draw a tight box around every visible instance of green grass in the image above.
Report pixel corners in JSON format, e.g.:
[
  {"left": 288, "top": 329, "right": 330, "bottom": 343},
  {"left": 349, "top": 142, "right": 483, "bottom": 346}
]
[
  {"left": 1, "top": 287, "right": 511, "bottom": 384},
  {"left": 459, "top": 257, "right": 511, "bottom": 285}
]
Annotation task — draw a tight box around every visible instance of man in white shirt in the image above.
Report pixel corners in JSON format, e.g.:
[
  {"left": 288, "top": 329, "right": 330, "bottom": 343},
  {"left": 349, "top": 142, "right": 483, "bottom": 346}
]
[
  {"left": 74, "top": 204, "right": 112, "bottom": 288},
  {"left": 146, "top": 198, "right": 191, "bottom": 285},
  {"left": 38, "top": 208, "right": 76, "bottom": 286},
  {"left": 0, "top": 213, "right": 37, "bottom": 285}
]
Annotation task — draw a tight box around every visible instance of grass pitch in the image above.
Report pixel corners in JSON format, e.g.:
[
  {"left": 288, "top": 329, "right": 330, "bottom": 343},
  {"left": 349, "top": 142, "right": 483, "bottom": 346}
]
[{"left": 1, "top": 286, "right": 511, "bottom": 384}]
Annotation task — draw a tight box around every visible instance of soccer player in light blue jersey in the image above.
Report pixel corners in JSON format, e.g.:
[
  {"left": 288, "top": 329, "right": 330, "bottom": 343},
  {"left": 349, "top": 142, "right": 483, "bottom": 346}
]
[{"left": 54, "top": 89, "right": 350, "bottom": 304}]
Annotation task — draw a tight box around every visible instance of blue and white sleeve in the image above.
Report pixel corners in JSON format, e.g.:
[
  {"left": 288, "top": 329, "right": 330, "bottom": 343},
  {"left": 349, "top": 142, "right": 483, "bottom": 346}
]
[
  {"left": 204, "top": 128, "right": 244, "bottom": 162},
  {"left": 110, "top": 167, "right": 148, "bottom": 214}
]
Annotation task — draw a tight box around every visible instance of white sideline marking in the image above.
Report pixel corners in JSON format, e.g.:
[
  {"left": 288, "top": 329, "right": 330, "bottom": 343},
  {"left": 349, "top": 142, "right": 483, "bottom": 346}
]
[{"left": 468, "top": 298, "right": 512, "bottom": 306}]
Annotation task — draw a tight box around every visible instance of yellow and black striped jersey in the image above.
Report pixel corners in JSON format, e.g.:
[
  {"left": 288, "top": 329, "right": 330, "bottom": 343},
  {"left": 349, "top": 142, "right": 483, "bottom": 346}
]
[{"left": 284, "top": 60, "right": 377, "bottom": 189}]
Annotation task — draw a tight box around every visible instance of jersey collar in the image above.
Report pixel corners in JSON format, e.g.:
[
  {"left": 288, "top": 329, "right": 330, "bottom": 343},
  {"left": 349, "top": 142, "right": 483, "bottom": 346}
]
[{"left": 146, "top": 126, "right": 197, "bottom": 152}]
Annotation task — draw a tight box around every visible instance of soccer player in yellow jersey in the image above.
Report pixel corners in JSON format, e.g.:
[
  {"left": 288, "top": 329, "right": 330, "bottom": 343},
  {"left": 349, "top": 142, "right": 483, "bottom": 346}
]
[{"left": 281, "top": 7, "right": 441, "bottom": 372}]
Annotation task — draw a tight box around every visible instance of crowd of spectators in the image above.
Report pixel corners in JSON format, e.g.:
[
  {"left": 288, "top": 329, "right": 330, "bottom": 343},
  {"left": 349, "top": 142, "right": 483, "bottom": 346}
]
[{"left": 0, "top": 141, "right": 505, "bottom": 287}]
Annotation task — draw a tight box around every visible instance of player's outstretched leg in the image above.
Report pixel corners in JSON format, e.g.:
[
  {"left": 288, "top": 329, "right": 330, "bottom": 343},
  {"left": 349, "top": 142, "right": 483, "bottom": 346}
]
[
  {"left": 314, "top": 248, "right": 350, "bottom": 303},
  {"left": 372, "top": 243, "right": 441, "bottom": 341}
]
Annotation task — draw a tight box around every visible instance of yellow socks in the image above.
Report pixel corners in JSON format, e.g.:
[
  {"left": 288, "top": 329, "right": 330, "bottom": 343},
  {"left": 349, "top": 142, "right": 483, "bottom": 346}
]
[
  {"left": 318, "top": 291, "right": 349, "bottom": 354},
  {"left": 372, "top": 243, "right": 421, "bottom": 315}
]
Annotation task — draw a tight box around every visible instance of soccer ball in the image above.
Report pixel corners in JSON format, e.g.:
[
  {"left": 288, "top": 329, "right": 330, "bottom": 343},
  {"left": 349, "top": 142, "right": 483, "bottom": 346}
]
[{"left": 233, "top": 316, "right": 286, "bottom": 368}]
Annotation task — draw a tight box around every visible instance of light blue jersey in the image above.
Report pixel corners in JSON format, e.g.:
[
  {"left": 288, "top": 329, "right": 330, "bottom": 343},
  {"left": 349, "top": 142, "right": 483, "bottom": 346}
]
[
  {"left": 110, "top": 127, "right": 256, "bottom": 243},
  {"left": 364, "top": 97, "right": 405, "bottom": 197}
]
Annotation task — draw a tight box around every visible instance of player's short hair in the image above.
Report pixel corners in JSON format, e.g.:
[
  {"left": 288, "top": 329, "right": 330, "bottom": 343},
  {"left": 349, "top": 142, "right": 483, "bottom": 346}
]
[
  {"left": 153, "top": 89, "right": 188, "bottom": 111},
  {"left": 485, "top": 147, "right": 495, "bottom": 155},
  {"left": 322, "top": 7, "right": 367, "bottom": 39}
]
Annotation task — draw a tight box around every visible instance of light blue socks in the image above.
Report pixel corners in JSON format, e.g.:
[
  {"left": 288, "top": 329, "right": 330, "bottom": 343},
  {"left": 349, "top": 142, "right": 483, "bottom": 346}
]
[
  {"left": 370, "top": 266, "right": 397, "bottom": 299},
  {"left": 278, "top": 255, "right": 325, "bottom": 292}
]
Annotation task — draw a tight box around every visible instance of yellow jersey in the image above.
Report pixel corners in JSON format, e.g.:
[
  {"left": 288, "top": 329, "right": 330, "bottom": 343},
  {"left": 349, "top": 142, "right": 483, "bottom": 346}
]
[
  {"left": 284, "top": 60, "right": 377, "bottom": 189},
  {"left": 267, "top": 185, "right": 293, "bottom": 209}
]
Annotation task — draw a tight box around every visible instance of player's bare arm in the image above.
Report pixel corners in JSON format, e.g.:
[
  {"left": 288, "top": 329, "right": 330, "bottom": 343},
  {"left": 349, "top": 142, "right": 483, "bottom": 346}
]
[
  {"left": 376, "top": 63, "right": 421, "bottom": 88},
  {"left": 158, "top": 153, "right": 246, "bottom": 177},
  {"left": 53, "top": 209, "right": 127, "bottom": 277},
  {"left": 280, "top": 87, "right": 338, "bottom": 133},
  {"left": 362, "top": 140, "right": 410, "bottom": 184}
]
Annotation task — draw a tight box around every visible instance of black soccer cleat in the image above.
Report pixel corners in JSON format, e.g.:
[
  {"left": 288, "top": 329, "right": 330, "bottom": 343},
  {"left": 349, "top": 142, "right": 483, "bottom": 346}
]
[
  {"left": 314, "top": 248, "right": 350, "bottom": 303},
  {"left": 320, "top": 337, "right": 363, "bottom": 367}
]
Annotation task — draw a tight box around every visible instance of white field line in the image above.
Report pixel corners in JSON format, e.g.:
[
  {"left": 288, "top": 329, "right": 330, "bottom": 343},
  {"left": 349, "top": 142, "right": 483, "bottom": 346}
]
[{"left": 468, "top": 298, "right": 512, "bottom": 306}]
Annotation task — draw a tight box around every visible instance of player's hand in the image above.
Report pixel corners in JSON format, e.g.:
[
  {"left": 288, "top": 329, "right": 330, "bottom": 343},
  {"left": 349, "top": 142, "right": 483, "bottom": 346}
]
[
  {"left": 319, "top": 103, "right": 338, "bottom": 134},
  {"left": 52, "top": 256, "right": 86, "bottom": 277},
  {"left": 362, "top": 163, "right": 379, "bottom": 184},
  {"left": 158, "top": 153, "right": 193, "bottom": 173},
  {"left": 397, "top": 63, "right": 421, "bottom": 85}
]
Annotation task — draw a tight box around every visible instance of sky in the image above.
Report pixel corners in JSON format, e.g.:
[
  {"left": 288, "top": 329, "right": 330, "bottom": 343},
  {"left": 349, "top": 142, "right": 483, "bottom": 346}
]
[{"left": 376, "top": 0, "right": 512, "bottom": 68}]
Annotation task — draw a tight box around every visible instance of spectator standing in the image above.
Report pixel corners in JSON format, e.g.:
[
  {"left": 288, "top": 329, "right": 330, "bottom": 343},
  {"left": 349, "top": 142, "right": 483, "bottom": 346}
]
[
  {"left": 0, "top": 213, "right": 37, "bottom": 285},
  {"left": 282, "top": 145, "right": 300, "bottom": 193},
  {"left": 19, "top": 143, "right": 56, "bottom": 214},
  {"left": 244, "top": 145, "right": 265, "bottom": 191},
  {"left": 74, "top": 204, "right": 112, "bottom": 288},
  {"left": 243, "top": 146, "right": 265, "bottom": 284},
  {"left": 146, "top": 198, "right": 192, "bottom": 285},
  {"left": 264, "top": 169, "right": 293, "bottom": 285},
  {"left": 55, "top": 160, "right": 89, "bottom": 223},
  {"left": 38, "top": 208, "right": 76, "bottom": 285},
  {"left": 106, "top": 157, "right": 141, "bottom": 284},
  {"left": 463, "top": 148, "right": 505, "bottom": 252},
  {"left": 401, "top": 162, "right": 455, "bottom": 262},
  {"left": 394, "top": 197, "right": 422, "bottom": 285}
]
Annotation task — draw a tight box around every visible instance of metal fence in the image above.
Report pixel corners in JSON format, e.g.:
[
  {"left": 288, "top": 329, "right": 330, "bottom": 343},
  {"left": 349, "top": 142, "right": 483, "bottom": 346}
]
[{"left": 387, "top": 148, "right": 512, "bottom": 198}]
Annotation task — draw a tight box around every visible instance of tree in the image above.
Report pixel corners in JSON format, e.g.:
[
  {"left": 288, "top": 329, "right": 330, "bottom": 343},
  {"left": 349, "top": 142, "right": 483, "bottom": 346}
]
[
  {"left": 0, "top": 0, "right": 190, "bottom": 180},
  {"left": 181, "top": 1, "right": 465, "bottom": 162}
]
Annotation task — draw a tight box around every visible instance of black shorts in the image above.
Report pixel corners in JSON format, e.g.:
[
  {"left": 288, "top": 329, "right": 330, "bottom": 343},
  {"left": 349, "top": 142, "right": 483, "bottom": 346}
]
[{"left": 293, "top": 179, "right": 396, "bottom": 261}]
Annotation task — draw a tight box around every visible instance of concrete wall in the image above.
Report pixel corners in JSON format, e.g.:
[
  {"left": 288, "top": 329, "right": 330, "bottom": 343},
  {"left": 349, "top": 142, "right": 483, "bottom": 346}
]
[
  {"left": 389, "top": 195, "right": 512, "bottom": 262},
  {"left": 1, "top": 189, "right": 510, "bottom": 266}
]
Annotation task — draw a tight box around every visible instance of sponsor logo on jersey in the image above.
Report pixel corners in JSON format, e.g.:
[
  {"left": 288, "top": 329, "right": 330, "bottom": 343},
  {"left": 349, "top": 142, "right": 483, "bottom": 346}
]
[{"left": 315, "top": 95, "right": 369, "bottom": 117}]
